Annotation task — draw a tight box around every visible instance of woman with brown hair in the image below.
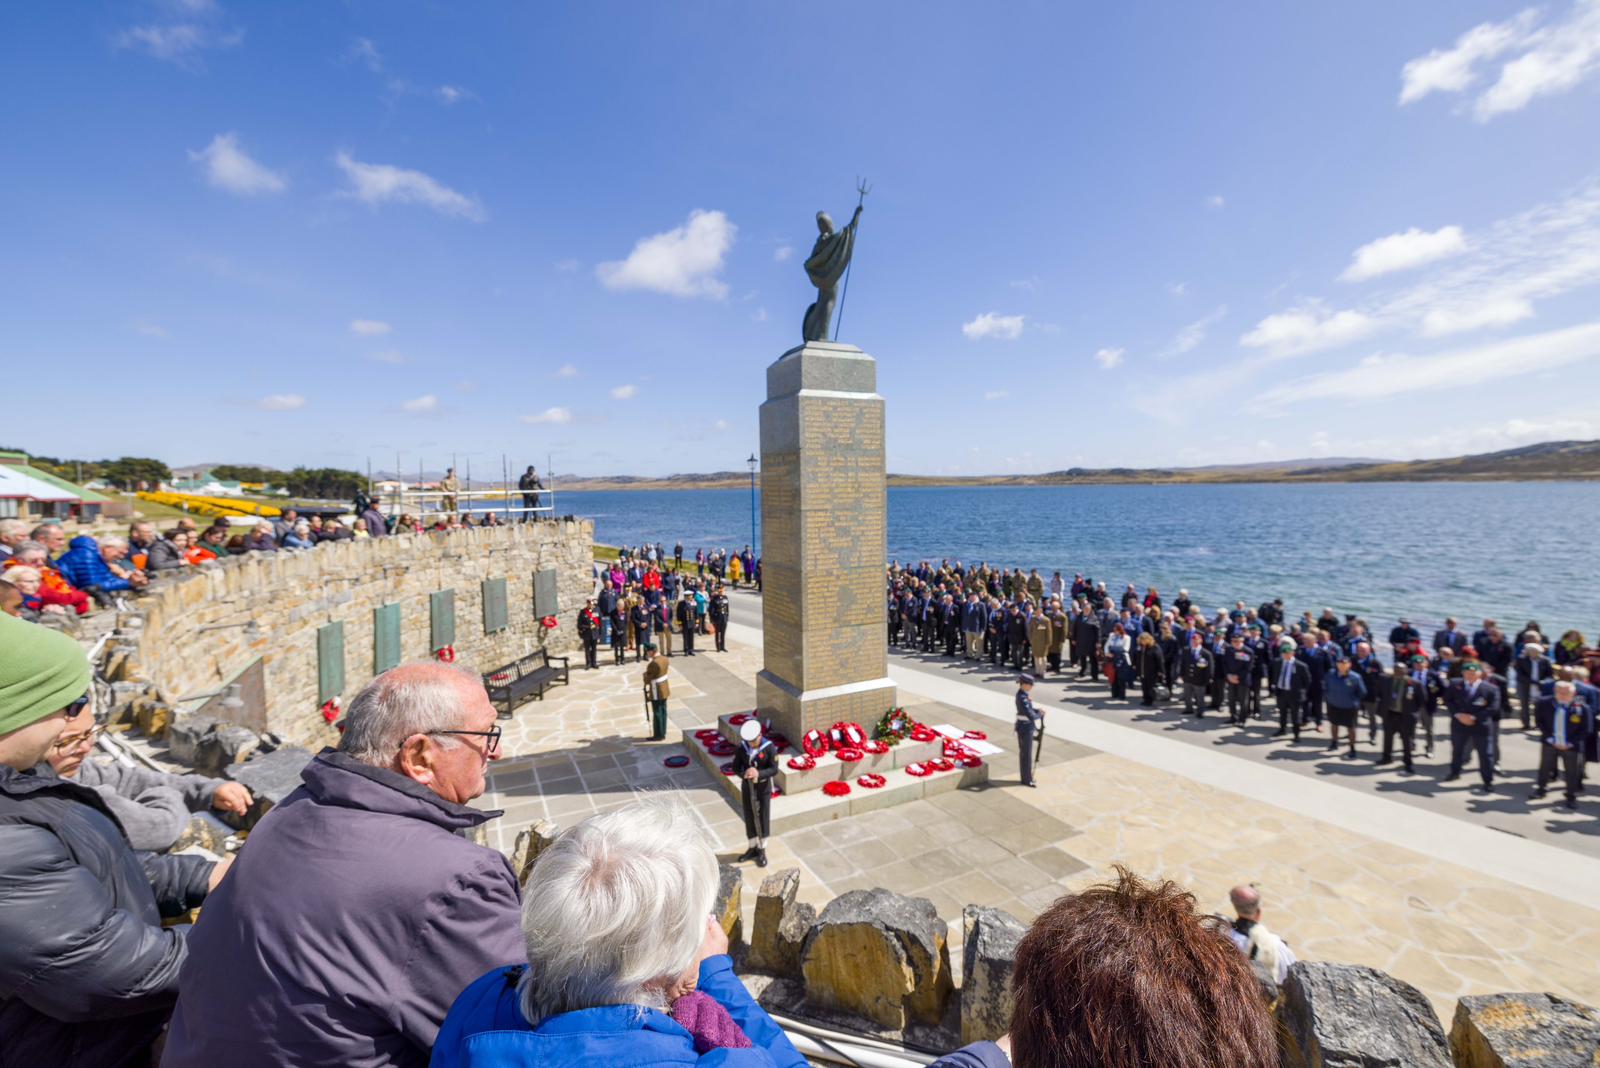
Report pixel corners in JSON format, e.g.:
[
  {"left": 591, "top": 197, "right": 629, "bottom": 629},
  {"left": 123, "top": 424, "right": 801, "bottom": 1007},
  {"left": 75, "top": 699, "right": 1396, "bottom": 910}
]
[{"left": 930, "top": 867, "right": 1277, "bottom": 1068}]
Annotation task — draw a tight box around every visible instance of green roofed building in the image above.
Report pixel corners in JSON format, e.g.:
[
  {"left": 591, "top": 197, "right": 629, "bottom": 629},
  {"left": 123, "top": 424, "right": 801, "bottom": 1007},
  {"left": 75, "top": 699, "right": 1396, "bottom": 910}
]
[{"left": 0, "top": 450, "right": 121, "bottom": 522}]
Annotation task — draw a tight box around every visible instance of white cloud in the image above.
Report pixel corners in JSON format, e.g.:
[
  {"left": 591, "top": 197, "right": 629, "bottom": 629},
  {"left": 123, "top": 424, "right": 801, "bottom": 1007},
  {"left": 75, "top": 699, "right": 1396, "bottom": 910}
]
[
  {"left": 773, "top": 245, "right": 793, "bottom": 263},
  {"left": 114, "top": 19, "right": 241, "bottom": 66},
  {"left": 346, "top": 37, "right": 383, "bottom": 73},
  {"left": 983, "top": 390, "right": 1009, "bottom": 401},
  {"left": 364, "top": 350, "right": 409, "bottom": 365},
  {"left": 1250, "top": 321, "right": 1600, "bottom": 410},
  {"left": 1159, "top": 305, "right": 1227, "bottom": 359},
  {"left": 522, "top": 407, "right": 572, "bottom": 425},
  {"left": 1010, "top": 276, "right": 1041, "bottom": 292},
  {"left": 1240, "top": 303, "right": 1378, "bottom": 356},
  {"left": 961, "top": 312, "right": 1025, "bottom": 340},
  {"left": 554, "top": 363, "right": 579, "bottom": 379},
  {"left": 1420, "top": 297, "right": 1535, "bottom": 337},
  {"left": 257, "top": 393, "right": 305, "bottom": 411},
  {"left": 1094, "top": 346, "right": 1125, "bottom": 369},
  {"left": 1477, "top": 0, "right": 1600, "bottom": 119},
  {"left": 555, "top": 258, "right": 580, "bottom": 273},
  {"left": 610, "top": 384, "right": 637, "bottom": 400},
  {"left": 436, "top": 85, "right": 472, "bottom": 105},
  {"left": 1399, "top": 11, "right": 1538, "bottom": 104},
  {"left": 349, "top": 318, "right": 392, "bottom": 336},
  {"left": 596, "top": 210, "right": 735, "bottom": 299},
  {"left": 1206, "top": 194, "right": 1226, "bottom": 209},
  {"left": 334, "top": 152, "right": 485, "bottom": 221},
  {"left": 713, "top": 419, "right": 730, "bottom": 432},
  {"left": 1397, "top": 3, "right": 1600, "bottom": 120},
  {"left": 1340, "top": 225, "right": 1467, "bottom": 282},
  {"left": 187, "top": 133, "right": 286, "bottom": 196},
  {"left": 133, "top": 321, "right": 168, "bottom": 338},
  {"left": 401, "top": 394, "right": 438, "bottom": 412},
  {"left": 1167, "top": 281, "right": 1189, "bottom": 296},
  {"left": 751, "top": 306, "right": 768, "bottom": 322}
]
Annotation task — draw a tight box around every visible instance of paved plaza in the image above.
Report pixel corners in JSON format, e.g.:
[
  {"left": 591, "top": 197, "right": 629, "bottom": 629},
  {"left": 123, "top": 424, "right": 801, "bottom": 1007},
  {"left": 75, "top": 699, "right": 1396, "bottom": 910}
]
[{"left": 478, "top": 594, "right": 1600, "bottom": 1024}]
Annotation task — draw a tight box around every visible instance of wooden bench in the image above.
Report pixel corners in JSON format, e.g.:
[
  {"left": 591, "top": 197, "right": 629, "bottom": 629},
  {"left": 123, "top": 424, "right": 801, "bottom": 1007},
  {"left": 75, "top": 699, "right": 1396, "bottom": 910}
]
[{"left": 482, "top": 649, "right": 571, "bottom": 718}]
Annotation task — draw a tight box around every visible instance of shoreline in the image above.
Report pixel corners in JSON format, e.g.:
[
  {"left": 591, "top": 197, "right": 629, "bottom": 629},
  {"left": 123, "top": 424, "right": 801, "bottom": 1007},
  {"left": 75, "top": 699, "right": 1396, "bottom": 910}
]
[{"left": 554, "top": 474, "right": 1600, "bottom": 491}]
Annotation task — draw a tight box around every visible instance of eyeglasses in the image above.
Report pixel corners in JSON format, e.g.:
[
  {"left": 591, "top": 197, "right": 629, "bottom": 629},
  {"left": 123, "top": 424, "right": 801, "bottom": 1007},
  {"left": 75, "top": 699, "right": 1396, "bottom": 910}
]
[
  {"left": 429, "top": 726, "right": 503, "bottom": 754},
  {"left": 51, "top": 725, "right": 102, "bottom": 752}
]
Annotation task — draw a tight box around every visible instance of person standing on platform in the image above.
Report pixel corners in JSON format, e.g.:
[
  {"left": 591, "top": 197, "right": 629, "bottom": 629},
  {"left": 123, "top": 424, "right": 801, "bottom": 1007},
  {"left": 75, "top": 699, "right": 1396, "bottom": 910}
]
[
  {"left": 676, "top": 592, "right": 696, "bottom": 656},
  {"left": 1444, "top": 661, "right": 1500, "bottom": 792},
  {"left": 1015, "top": 674, "right": 1042, "bottom": 787},
  {"left": 438, "top": 467, "right": 460, "bottom": 516},
  {"left": 641, "top": 643, "right": 670, "bottom": 741},
  {"left": 517, "top": 465, "right": 542, "bottom": 520},
  {"left": 1272, "top": 640, "right": 1311, "bottom": 740},
  {"left": 733, "top": 720, "right": 777, "bottom": 867},
  {"left": 708, "top": 585, "right": 730, "bottom": 652},
  {"left": 1533, "top": 680, "right": 1591, "bottom": 809}
]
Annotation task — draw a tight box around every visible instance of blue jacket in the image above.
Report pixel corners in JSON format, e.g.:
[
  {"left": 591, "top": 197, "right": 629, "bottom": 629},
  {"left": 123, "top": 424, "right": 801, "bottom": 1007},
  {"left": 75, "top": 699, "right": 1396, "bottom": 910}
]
[
  {"left": 55, "top": 535, "right": 132, "bottom": 592},
  {"left": 431, "top": 955, "right": 805, "bottom": 1068},
  {"left": 1324, "top": 670, "right": 1366, "bottom": 710}
]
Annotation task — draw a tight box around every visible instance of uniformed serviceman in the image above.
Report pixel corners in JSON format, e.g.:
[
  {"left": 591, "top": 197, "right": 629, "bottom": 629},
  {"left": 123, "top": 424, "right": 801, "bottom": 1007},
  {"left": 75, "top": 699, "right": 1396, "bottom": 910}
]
[
  {"left": 708, "top": 585, "right": 730, "bottom": 652},
  {"left": 1444, "top": 660, "right": 1500, "bottom": 793},
  {"left": 641, "top": 642, "right": 670, "bottom": 740},
  {"left": 1015, "top": 674, "right": 1042, "bottom": 788},
  {"left": 676, "top": 592, "right": 696, "bottom": 656},
  {"left": 733, "top": 718, "right": 778, "bottom": 866}
]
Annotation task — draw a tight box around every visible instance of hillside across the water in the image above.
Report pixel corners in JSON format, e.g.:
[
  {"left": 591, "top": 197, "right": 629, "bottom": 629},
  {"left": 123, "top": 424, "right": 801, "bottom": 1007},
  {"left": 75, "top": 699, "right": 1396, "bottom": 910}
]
[{"left": 550, "top": 439, "right": 1600, "bottom": 490}]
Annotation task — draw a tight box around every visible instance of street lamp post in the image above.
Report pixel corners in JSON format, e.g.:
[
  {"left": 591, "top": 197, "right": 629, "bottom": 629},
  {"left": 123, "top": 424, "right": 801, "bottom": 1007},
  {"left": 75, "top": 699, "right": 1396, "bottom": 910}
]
[{"left": 747, "top": 453, "right": 758, "bottom": 554}]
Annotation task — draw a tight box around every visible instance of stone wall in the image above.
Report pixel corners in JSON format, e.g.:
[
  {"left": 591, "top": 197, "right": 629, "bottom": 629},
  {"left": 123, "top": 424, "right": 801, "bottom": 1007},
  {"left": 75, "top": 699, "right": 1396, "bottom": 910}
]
[{"left": 120, "top": 521, "right": 592, "bottom": 748}]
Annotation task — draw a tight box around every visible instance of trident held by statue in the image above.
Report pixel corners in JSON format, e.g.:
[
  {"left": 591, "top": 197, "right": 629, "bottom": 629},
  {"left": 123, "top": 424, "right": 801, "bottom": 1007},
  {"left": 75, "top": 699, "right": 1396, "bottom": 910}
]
[{"left": 832, "top": 177, "right": 871, "bottom": 342}]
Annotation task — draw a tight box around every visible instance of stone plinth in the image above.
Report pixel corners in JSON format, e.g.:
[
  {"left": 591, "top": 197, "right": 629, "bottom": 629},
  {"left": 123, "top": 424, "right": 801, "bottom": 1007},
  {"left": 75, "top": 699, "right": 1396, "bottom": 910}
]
[{"left": 757, "top": 341, "right": 896, "bottom": 742}]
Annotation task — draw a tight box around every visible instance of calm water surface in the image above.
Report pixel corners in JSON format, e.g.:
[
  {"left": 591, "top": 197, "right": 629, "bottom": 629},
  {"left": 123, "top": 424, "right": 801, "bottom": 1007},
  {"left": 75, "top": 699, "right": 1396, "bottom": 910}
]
[{"left": 547, "top": 483, "right": 1599, "bottom": 640}]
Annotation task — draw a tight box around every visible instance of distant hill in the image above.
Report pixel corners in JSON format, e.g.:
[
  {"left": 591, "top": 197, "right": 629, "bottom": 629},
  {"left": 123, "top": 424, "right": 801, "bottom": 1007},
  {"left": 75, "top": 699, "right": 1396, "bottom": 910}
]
[{"left": 549, "top": 440, "right": 1600, "bottom": 490}]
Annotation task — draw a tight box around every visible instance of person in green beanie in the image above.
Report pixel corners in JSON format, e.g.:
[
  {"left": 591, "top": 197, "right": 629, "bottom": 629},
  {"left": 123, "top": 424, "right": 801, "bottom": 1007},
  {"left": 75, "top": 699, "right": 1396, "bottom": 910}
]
[{"left": 0, "top": 612, "right": 222, "bottom": 1067}]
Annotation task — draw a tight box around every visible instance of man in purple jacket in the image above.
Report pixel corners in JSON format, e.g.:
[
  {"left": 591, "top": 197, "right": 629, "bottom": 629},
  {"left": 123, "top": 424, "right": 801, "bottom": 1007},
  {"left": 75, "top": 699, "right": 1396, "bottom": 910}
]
[{"left": 162, "top": 662, "right": 525, "bottom": 1068}]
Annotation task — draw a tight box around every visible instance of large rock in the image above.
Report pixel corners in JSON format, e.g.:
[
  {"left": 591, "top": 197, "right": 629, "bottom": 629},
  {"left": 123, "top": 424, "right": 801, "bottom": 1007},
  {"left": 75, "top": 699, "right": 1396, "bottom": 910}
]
[
  {"left": 166, "top": 714, "right": 220, "bottom": 765},
  {"left": 225, "top": 746, "right": 314, "bottom": 826},
  {"left": 961, "top": 905, "right": 1026, "bottom": 1044},
  {"left": 1278, "top": 962, "right": 1450, "bottom": 1068},
  {"left": 508, "top": 819, "right": 560, "bottom": 887},
  {"left": 193, "top": 724, "right": 260, "bottom": 777},
  {"left": 1450, "top": 992, "right": 1600, "bottom": 1067},
  {"left": 801, "top": 888, "right": 953, "bottom": 1031},
  {"left": 749, "top": 868, "right": 816, "bottom": 979},
  {"left": 714, "top": 864, "right": 744, "bottom": 950}
]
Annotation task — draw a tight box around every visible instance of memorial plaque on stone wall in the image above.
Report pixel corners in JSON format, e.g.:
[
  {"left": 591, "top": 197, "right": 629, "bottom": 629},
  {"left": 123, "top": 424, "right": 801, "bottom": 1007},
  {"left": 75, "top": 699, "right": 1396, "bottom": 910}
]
[{"left": 757, "top": 341, "right": 896, "bottom": 742}]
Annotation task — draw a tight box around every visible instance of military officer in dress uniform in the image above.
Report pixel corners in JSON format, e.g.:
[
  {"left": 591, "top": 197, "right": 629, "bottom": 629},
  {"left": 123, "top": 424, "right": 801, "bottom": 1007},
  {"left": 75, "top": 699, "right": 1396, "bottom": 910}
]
[
  {"left": 1015, "top": 674, "right": 1042, "bottom": 788},
  {"left": 1444, "top": 661, "right": 1501, "bottom": 793},
  {"left": 1533, "top": 681, "right": 1593, "bottom": 809},
  {"left": 733, "top": 719, "right": 778, "bottom": 866},
  {"left": 708, "top": 586, "right": 730, "bottom": 652},
  {"left": 641, "top": 643, "right": 670, "bottom": 740}
]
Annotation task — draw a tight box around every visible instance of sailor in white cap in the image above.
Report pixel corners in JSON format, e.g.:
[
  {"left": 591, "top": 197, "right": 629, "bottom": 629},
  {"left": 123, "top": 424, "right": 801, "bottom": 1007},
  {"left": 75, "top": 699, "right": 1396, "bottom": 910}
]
[{"left": 732, "top": 718, "right": 778, "bottom": 866}]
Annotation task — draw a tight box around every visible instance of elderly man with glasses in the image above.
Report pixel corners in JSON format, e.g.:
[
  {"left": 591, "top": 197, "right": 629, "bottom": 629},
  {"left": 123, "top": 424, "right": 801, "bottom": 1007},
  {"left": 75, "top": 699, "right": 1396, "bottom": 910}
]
[{"left": 163, "top": 661, "right": 524, "bottom": 1068}]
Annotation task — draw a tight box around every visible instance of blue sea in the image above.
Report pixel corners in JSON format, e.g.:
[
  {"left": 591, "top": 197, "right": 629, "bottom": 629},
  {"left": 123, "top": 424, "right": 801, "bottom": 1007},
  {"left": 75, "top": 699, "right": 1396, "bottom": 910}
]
[{"left": 540, "top": 483, "right": 1599, "bottom": 642}]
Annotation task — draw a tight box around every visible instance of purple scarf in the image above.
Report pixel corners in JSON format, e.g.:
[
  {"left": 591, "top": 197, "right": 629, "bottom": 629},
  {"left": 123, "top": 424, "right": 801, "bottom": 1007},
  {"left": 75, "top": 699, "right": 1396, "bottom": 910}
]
[{"left": 670, "top": 992, "right": 752, "bottom": 1053}]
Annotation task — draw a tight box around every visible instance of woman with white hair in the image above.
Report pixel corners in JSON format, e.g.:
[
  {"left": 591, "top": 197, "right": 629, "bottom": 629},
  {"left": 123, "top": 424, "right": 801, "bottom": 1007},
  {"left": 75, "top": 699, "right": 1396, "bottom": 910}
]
[{"left": 431, "top": 800, "right": 806, "bottom": 1068}]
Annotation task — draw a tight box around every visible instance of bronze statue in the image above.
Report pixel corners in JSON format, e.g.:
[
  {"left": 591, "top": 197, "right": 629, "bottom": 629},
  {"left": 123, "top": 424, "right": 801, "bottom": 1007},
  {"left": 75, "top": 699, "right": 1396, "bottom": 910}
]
[{"left": 802, "top": 179, "right": 869, "bottom": 343}]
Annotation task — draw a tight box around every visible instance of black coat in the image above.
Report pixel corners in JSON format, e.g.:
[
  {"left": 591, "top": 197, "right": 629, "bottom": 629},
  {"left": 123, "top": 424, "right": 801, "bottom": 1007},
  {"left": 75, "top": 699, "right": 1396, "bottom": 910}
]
[
  {"left": 1445, "top": 679, "right": 1500, "bottom": 729},
  {"left": 731, "top": 740, "right": 779, "bottom": 799},
  {"left": 1270, "top": 656, "right": 1312, "bottom": 699},
  {"left": 0, "top": 763, "right": 210, "bottom": 1068},
  {"left": 1534, "top": 696, "right": 1594, "bottom": 750}
]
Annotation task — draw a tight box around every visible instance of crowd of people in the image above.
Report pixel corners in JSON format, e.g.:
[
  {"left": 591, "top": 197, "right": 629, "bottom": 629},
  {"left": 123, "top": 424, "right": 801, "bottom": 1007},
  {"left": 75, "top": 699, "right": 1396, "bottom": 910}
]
[
  {"left": 577, "top": 550, "right": 736, "bottom": 673},
  {"left": 889, "top": 560, "right": 1597, "bottom": 808},
  {"left": 0, "top": 497, "right": 530, "bottom": 621},
  {"left": 1, "top": 629, "right": 1287, "bottom": 1068}
]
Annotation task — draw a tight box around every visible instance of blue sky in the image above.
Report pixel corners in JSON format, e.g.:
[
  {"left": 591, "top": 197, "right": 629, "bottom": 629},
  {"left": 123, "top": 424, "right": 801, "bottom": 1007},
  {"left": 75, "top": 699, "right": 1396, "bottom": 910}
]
[{"left": 4, "top": 1, "right": 1599, "bottom": 476}]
